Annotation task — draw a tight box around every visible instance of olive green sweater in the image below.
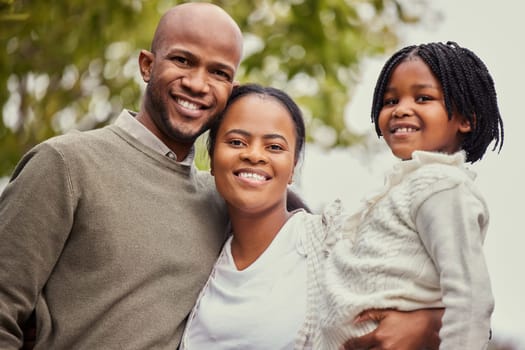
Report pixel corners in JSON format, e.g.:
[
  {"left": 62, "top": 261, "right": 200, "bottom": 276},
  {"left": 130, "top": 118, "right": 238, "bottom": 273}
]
[{"left": 0, "top": 123, "right": 228, "bottom": 349}]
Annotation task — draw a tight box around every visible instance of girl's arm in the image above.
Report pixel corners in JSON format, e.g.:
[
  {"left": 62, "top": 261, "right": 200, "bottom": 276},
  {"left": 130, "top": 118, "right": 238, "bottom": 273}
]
[{"left": 414, "top": 183, "right": 494, "bottom": 349}]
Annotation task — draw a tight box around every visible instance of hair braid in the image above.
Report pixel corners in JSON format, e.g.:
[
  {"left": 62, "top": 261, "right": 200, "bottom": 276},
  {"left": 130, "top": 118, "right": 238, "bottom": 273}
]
[{"left": 371, "top": 45, "right": 416, "bottom": 136}]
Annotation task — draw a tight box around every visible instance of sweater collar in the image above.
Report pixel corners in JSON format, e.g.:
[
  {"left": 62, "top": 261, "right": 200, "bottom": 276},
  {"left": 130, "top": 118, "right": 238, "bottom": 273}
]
[
  {"left": 361, "top": 150, "right": 473, "bottom": 217},
  {"left": 114, "top": 110, "right": 195, "bottom": 166}
]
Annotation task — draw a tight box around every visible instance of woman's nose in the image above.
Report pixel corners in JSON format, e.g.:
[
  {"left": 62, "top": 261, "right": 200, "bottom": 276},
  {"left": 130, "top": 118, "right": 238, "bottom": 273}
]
[{"left": 240, "top": 146, "right": 268, "bottom": 164}]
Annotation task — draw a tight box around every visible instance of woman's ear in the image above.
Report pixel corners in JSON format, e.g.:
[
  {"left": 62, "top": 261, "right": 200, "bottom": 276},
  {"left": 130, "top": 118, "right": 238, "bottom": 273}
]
[{"left": 138, "top": 50, "right": 154, "bottom": 83}]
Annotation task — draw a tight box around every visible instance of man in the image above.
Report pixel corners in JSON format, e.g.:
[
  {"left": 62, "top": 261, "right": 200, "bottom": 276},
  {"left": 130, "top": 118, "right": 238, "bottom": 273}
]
[
  {"left": 0, "top": 3, "right": 242, "bottom": 349},
  {"left": 0, "top": 3, "right": 440, "bottom": 349}
]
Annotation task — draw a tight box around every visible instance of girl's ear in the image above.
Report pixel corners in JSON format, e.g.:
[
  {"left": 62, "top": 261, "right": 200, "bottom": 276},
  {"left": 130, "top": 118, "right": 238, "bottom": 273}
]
[{"left": 459, "top": 116, "right": 472, "bottom": 133}]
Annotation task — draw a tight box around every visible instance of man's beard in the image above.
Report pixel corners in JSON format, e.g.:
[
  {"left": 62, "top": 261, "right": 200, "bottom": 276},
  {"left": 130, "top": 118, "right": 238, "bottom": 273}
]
[{"left": 145, "top": 84, "right": 210, "bottom": 143}]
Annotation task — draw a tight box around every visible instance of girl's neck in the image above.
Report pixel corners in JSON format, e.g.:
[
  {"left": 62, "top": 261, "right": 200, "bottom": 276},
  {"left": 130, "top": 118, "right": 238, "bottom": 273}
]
[{"left": 228, "top": 206, "right": 292, "bottom": 271}]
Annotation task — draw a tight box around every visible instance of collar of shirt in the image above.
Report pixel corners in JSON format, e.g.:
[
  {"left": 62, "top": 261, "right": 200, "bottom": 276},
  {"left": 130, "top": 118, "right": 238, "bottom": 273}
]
[{"left": 114, "top": 110, "right": 195, "bottom": 166}]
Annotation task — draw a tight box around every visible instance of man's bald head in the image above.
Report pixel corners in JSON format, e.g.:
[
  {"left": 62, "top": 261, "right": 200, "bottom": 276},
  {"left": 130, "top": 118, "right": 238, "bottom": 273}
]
[
  {"left": 151, "top": 3, "right": 243, "bottom": 57},
  {"left": 136, "top": 2, "right": 244, "bottom": 158}
]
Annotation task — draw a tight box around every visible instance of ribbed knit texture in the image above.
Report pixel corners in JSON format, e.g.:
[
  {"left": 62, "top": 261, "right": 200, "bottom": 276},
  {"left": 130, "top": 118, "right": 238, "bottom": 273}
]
[
  {"left": 294, "top": 201, "right": 345, "bottom": 349},
  {"left": 316, "top": 151, "right": 494, "bottom": 350},
  {"left": 0, "top": 122, "right": 228, "bottom": 349}
]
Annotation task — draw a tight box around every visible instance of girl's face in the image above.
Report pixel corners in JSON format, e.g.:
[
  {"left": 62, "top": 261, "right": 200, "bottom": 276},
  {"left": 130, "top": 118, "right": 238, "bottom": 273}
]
[
  {"left": 377, "top": 57, "right": 471, "bottom": 160},
  {"left": 211, "top": 94, "right": 297, "bottom": 215}
]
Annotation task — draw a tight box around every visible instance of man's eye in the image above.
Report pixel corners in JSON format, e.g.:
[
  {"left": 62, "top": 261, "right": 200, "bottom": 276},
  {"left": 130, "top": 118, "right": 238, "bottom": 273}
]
[
  {"left": 213, "top": 70, "right": 232, "bottom": 81},
  {"left": 171, "top": 56, "right": 189, "bottom": 65}
]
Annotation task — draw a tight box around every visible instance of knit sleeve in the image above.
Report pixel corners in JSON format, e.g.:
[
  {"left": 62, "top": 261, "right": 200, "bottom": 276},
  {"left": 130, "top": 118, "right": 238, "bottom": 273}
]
[
  {"left": 319, "top": 199, "right": 348, "bottom": 252},
  {"left": 0, "top": 142, "right": 75, "bottom": 348},
  {"left": 412, "top": 181, "right": 493, "bottom": 349}
]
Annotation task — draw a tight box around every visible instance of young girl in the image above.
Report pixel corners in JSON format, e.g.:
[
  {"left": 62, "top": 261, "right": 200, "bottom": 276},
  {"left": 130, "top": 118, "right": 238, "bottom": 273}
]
[
  {"left": 318, "top": 41, "right": 503, "bottom": 349},
  {"left": 180, "top": 84, "right": 442, "bottom": 349}
]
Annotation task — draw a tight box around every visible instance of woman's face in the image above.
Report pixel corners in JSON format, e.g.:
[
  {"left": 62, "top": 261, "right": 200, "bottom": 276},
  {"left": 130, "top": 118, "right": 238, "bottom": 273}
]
[{"left": 211, "top": 94, "right": 297, "bottom": 215}]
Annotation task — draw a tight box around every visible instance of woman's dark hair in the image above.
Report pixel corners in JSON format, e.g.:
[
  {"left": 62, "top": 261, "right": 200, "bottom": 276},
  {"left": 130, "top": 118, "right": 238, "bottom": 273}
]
[
  {"left": 371, "top": 41, "right": 504, "bottom": 163},
  {"left": 207, "top": 83, "right": 306, "bottom": 164}
]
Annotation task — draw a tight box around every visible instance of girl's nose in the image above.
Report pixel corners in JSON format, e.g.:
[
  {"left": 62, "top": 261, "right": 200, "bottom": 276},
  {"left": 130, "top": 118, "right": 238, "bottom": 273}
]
[{"left": 391, "top": 101, "right": 414, "bottom": 118}]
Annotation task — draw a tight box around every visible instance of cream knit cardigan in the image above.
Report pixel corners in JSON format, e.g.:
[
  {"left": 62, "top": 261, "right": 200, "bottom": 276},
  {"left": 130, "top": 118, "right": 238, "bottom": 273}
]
[{"left": 315, "top": 151, "right": 494, "bottom": 350}]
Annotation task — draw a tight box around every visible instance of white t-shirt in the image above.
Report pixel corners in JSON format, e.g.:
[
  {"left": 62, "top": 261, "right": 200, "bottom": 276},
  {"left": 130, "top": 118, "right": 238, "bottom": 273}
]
[{"left": 182, "top": 212, "right": 308, "bottom": 349}]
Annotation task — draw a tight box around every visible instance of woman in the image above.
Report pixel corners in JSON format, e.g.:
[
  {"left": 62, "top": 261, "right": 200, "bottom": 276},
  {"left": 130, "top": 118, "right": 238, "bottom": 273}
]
[{"left": 181, "top": 84, "right": 442, "bottom": 349}]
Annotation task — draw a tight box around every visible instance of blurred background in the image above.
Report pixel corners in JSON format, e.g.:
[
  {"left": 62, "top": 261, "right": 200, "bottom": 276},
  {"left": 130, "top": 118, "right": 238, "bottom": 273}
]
[{"left": 1, "top": 0, "right": 523, "bottom": 348}]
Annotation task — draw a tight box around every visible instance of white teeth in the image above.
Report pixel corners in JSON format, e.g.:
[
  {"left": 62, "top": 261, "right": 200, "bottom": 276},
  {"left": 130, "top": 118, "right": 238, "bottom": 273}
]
[
  {"left": 238, "top": 172, "right": 266, "bottom": 181},
  {"left": 394, "top": 127, "right": 417, "bottom": 133},
  {"left": 177, "top": 98, "right": 199, "bottom": 110}
]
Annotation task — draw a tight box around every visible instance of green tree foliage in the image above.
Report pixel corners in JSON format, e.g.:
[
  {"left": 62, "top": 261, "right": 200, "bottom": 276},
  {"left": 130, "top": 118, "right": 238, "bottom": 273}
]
[{"left": 0, "top": 0, "right": 427, "bottom": 175}]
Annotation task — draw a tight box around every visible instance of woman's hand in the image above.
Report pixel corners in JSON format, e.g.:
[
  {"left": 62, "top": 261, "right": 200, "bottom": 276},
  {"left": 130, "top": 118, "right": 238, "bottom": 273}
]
[{"left": 340, "top": 308, "right": 444, "bottom": 350}]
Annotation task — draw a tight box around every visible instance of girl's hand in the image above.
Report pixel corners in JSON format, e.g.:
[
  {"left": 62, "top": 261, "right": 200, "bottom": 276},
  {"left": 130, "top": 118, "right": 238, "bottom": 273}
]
[{"left": 340, "top": 308, "right": 444, "bottom": 350}]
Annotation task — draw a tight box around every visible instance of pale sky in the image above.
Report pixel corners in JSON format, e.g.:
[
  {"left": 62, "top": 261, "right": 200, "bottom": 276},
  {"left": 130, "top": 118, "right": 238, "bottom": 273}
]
[{"left": 301, "top": 0, "right": 525, "bottom": 345}]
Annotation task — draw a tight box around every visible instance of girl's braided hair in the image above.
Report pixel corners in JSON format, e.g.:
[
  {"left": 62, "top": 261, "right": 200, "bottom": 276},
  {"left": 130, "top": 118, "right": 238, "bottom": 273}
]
[{"left": 371, "top": 41, "right": 504, "bottom": 163}]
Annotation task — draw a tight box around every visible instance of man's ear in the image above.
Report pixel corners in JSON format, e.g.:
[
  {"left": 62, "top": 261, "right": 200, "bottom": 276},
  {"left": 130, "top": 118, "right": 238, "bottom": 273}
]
[{"left": 138, "top": 50, "right": 154, "bottom": 83}]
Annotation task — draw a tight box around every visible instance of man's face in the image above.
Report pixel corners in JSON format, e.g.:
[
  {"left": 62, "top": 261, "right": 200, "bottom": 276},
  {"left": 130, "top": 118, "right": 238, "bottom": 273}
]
[{"left": 139, "top": 7, "right": 242, "bottom": 154}]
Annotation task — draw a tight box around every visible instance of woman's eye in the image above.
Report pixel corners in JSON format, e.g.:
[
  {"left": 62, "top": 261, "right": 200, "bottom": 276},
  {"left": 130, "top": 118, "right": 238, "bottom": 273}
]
[
  {"left": 228, "top": 139, "right": 244, "bottom": 147},
  {"left": 268, "top": 144, "right": 284, "bottom": 151}
]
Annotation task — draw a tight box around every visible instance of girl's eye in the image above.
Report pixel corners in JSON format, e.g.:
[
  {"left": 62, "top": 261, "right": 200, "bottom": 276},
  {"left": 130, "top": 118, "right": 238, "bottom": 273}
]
[
  {"left": 416, "top": 95, "right": 433, "bottom": 102},
  {"left": 383, "top": 98, "right": 398, "bottom": 106}
]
